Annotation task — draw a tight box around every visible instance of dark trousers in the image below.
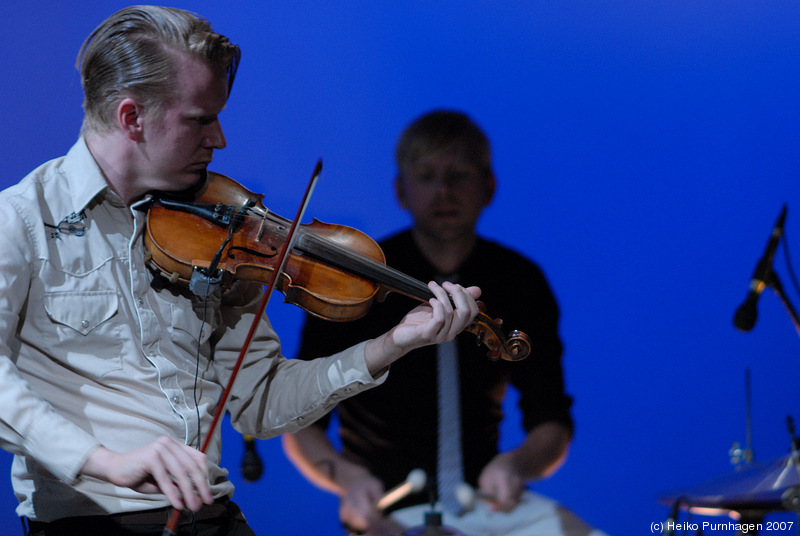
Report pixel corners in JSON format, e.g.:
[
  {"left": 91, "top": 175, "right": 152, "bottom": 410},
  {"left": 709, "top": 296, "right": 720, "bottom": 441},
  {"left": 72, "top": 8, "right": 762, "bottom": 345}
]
[{"left": 24, "top": 498, "right": 256, "bottom": 536}]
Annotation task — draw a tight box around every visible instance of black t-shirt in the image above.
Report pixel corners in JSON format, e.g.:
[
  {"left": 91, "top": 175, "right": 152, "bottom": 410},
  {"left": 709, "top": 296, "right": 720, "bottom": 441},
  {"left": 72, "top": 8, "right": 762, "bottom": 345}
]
[{"left": 295, "top": 230, "right": 573, "bottom": 508}]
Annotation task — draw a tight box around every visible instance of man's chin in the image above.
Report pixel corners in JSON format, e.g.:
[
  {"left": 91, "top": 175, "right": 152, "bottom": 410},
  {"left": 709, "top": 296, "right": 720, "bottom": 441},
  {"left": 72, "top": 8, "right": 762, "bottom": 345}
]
[
  {"left": 148, "top": 170, "right": 208, "bottom": 199},
  {"left": 188, "top": 169, "right": 208, "bottom": 188},
  {"left": 175, "top": 170, "right": 208, "bottom": 196}
]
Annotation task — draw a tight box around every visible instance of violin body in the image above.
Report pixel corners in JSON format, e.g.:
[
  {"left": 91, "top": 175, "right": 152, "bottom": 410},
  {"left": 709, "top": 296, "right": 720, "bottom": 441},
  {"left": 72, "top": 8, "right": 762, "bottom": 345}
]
[
  {"left": 145, "top": 172, "right": 387, "bottom": 321},
  {"left": 144, "top": 171, "right": 531, "bottom": 361}
]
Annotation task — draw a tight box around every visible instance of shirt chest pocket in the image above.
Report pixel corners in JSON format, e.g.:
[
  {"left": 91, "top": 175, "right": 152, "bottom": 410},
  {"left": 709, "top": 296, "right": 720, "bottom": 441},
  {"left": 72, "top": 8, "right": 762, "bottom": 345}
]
[{"left": 42, "top": 290, "right": 123, "bottom": 377}]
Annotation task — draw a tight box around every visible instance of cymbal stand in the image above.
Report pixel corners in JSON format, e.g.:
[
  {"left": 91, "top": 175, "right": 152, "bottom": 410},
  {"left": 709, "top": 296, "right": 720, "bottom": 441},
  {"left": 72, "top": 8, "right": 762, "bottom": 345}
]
[
  {"left": 730, "top": 369, "right": 755, "bottom": 468},
  {"left": 402, "top": 511, "right": 463, "bottom": 536},
  {"left": 744, "top": 368, "right": 754, "bottom": 465},
  {"left": 402, "top": 486, "right": 463, "bottom": 536}
]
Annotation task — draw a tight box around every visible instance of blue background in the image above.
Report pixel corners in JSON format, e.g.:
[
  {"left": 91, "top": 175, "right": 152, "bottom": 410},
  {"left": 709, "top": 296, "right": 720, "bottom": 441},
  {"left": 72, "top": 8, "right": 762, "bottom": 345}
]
[{"left": 2, "top": 2, "right": 800, "bottom": 535}]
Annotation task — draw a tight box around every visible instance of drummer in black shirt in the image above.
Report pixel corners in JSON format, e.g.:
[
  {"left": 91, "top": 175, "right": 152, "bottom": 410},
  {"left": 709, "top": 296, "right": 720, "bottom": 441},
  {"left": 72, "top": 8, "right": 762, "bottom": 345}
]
[{"left": 282, "top": 110, "right": 608, "bottom": 536}]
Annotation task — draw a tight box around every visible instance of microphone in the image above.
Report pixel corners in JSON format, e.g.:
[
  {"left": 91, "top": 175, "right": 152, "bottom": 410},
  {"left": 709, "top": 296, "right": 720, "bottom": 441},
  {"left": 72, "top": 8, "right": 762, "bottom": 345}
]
[
  {"left": 733, "top": 204, "right": 788, "bottom": 332},
  {"left": 240, "top": 435, "right": 264, "bottom": 482},
  {"left": 376, "top": 469, "right": 427, "bottom": 511}
]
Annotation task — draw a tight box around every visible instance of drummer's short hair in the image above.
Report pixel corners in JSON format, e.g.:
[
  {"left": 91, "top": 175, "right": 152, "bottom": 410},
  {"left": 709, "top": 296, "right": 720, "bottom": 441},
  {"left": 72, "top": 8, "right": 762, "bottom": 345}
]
[{"left": 395, "top": 110, "right": 493, "bottom": 179}]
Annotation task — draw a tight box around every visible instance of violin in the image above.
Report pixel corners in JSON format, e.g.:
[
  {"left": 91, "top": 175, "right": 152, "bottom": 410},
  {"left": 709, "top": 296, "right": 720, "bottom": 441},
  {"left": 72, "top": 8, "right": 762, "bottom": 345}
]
[{"left": 143, "top": 171, "right": 531, "bottom": 362}]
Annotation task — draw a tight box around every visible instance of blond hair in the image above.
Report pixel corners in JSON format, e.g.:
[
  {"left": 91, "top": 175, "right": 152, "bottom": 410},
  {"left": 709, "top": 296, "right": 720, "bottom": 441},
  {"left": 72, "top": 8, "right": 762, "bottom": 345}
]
[{"left": 76, "top": 5, "right": 240, "bottom": 133}]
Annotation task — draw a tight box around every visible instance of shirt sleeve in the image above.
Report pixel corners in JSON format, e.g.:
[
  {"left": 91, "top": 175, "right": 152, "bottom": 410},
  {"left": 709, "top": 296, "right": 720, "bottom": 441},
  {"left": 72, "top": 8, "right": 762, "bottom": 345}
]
[
  {"left": 212, "top": 283, "right": 386, "bottom": 439},
  {"left": 292, "top": 310, "right": 380, "bottom": 431},
  {"left": 0, "top": 199, "right": 101, "bottom": 484}
]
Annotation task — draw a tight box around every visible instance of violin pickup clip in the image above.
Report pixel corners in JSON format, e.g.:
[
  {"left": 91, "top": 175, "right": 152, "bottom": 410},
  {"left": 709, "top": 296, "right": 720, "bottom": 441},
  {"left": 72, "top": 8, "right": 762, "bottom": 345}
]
[{"left": 190, "top": 265, "right": 225, "bottom": 296}]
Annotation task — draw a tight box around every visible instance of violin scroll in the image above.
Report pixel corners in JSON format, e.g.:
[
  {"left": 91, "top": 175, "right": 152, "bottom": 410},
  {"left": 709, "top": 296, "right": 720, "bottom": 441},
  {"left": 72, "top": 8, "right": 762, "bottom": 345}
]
[
  {"left": 467, "top": 311, "right": 531, "bottom": 362},
  {"left": 504, "top": 330, "right": 532, "bottom": 361}
]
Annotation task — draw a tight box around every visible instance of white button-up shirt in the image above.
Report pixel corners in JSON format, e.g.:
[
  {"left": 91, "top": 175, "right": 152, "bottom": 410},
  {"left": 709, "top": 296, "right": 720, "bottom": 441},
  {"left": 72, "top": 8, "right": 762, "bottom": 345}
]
[{"left": 0, "top": 138, "right": 382, "bottom": 521}]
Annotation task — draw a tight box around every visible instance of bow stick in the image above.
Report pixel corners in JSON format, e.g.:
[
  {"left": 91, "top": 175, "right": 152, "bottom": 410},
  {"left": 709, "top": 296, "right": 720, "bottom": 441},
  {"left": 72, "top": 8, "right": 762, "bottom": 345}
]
[{"left": 163, "top": 160, "right": 322, "bottom": 535}]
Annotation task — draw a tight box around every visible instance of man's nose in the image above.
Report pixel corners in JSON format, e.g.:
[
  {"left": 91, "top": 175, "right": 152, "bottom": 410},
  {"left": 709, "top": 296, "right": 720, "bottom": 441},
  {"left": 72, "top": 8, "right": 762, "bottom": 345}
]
[
  {"left": 433, "top": 174, "right": 458, "bottom": 194},
  {"left": 204, "top": 122, "right": 227, "bottom": 150}
]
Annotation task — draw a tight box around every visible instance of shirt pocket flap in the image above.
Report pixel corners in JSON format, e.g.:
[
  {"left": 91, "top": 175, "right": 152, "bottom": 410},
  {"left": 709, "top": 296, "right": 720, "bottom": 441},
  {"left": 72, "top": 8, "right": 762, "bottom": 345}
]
[{"left": 43, "top": 290, "right": 119, "bottom": 335}]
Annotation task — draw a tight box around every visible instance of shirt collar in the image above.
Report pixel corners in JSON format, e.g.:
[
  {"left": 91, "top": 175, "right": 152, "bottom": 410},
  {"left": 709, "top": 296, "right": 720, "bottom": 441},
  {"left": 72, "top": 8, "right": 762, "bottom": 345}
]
[{"left": 58, "top": 136, "right": 116, "bottom": 215}]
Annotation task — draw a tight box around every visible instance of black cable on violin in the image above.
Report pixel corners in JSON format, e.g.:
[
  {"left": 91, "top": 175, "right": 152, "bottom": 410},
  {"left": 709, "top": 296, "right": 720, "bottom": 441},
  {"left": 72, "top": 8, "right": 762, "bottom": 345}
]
[{"left": 201, "top": 199, "right": 255, "bottom": 280}]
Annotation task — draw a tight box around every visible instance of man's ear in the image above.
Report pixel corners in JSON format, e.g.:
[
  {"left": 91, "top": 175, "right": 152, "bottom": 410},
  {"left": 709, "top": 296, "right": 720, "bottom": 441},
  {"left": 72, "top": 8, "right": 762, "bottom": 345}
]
[
  {"left": 116, "top": 98, "right": 144, "bottom": 141},
  {"left": 394, "top": 174, "right": 408, "bottom": 209}
]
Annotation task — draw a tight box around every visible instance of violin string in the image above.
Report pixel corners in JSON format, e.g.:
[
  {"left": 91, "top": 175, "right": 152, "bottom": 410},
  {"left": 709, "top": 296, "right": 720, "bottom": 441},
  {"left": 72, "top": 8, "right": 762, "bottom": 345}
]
[
  {"left": 295, "top": 230, "right": 432, "bottom": 300},
  {"left": 237, "top": 207, "right": 502, "bottom": 328},
  {"left": 239, "top": 205, "right": 434, "bottom": 300},
  {"left": 291, "top": 229, "right": 515, "bottom": 356},
  {"left": 239, "top": 207, "right": 503, "bottom": 329}
]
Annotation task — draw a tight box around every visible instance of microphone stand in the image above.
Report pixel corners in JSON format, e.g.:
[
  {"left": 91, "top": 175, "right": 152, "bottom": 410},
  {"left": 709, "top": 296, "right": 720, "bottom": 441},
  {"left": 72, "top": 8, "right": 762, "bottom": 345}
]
[{"left": 762, "top": 267, "right": 800, "bottom": 339}]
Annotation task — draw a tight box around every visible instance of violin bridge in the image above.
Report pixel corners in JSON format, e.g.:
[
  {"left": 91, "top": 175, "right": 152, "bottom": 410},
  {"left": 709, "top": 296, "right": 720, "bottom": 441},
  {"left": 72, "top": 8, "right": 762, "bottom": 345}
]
[{"left": 256, "top": 209, "right": 271, "bottom": 242}]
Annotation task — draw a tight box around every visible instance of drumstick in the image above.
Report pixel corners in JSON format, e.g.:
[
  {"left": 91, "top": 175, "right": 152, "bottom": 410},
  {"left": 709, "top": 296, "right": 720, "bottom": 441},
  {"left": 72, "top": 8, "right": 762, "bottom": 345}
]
[
  {"left": 376, "top": 469, "right": 427, "bottom": 511},
  {"left": 455, "top": 482, "right": 496, "bottom": 511}
]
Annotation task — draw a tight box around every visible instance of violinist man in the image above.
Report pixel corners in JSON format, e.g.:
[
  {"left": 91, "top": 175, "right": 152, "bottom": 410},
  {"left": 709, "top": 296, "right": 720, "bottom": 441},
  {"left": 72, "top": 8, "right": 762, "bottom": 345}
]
[
  {"left": 282, "top": 110, "right": 609, "bottom": 535},
  {"left": 0, "top": 7, "right": 480, "bottom": 536}
]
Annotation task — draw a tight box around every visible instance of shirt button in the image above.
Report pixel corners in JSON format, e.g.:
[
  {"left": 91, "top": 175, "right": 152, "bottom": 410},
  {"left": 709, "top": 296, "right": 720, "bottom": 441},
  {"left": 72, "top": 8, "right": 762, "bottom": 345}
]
[
  {"left": 137, "top": 298, "right": 144, "bottom": 306},
  {"left": 81, "top": 320, "right": 89, "bottom": 328},
  {"left": 172, "top": 396, "right": 180, "bottom": 403}
]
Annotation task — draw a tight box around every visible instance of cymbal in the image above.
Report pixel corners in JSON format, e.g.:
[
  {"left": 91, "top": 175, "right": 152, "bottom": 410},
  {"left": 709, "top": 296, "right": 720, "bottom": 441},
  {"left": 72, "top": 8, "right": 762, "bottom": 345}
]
[{"left": 659, "top": 453, "right": 800, "bottom": 512}]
